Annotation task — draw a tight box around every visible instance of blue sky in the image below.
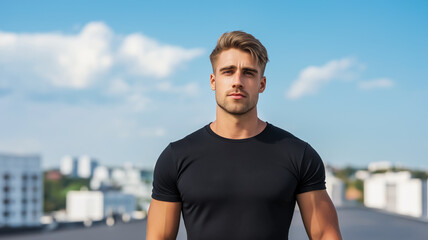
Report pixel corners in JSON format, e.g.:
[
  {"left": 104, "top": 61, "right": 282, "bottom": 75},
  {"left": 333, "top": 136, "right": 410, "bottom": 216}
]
[{"left": 1, "top": 1, "right": 427, "bottom": 170}]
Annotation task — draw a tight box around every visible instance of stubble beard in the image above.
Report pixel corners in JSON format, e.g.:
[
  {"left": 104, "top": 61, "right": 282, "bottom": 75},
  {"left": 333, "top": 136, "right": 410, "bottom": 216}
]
[{"left": 216, "top": 97, "right": 257, "bottom": 116}]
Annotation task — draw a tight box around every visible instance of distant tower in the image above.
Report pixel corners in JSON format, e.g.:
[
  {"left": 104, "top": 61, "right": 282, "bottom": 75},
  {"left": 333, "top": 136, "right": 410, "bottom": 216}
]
[
  {"left": 77, "top": 155, "right": 98, "bottom": 178},
  {"left": 0, "top": 153, "right": 42, "bottom": 228},
  {"left": 60, "top": 156, "right": 78, "bottom": 177},
  {"left": 61, "top": 155, "right": 98, "bottom": 179}
]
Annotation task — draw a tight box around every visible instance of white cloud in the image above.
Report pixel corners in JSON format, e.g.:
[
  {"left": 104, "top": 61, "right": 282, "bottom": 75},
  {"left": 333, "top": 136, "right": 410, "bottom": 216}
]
[
  {"left": 0, "top": 22, "right": 113, "bottom": 89},
  {"left": 0, "top": 21, "right": 204, "bottom": 90},
  {"left": 286, "top": 58, "right": 356, "bottom": 99},
  {"left": 358, "top": 78, "right": 394, "bottom": 90},
  {"left": 156, "top": 81, "right": 199, "bottom": 96},
  {"left": 118, "top": 34, "right": 204, "bottom": 78},
  {"left": 107, "top": 78, "right": 131, "bottom": 95},
  {"left": 128, "top": 93, "right": 151, "bottom": 112},
  {"left": 139, "top": 127, "right": 167, "bottom": 137}
]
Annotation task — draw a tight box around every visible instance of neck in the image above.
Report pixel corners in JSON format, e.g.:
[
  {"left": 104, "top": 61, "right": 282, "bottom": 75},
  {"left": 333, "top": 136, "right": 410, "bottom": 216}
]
[{"left": 210, "top": 106, "right": 266, "bottom": 139}]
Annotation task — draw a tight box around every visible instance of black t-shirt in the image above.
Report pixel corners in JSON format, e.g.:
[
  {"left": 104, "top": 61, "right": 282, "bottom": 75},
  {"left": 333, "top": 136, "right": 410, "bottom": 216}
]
[{"left": 152, "top": 123, "right": 326, "bottom": 240}]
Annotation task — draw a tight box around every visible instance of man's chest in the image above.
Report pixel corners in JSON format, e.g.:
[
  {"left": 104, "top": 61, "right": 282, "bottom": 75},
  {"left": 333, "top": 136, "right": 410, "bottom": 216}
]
[{"left": 176, "top": 149, "right": 299, "bottom": 205}]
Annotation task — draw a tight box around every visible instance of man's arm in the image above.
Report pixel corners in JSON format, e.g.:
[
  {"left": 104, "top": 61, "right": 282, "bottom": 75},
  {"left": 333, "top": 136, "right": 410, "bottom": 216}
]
[
  {"left": 147, "top": 199, "right": 182, "bottom": 240},
  {"left": 296, "top": 190, "right": 342, "bottom": 240}
]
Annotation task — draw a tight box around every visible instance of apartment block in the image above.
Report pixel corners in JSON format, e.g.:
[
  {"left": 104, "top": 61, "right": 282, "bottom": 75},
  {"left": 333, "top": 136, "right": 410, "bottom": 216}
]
[{"left": 0, "top": 153, "right": 42, "bottom": 228}]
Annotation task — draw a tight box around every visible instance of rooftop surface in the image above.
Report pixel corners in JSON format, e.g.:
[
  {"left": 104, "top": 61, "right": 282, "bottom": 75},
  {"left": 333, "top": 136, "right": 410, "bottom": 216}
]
[{"left": 3, "top": 207, "right": 428, "bottom": 240}]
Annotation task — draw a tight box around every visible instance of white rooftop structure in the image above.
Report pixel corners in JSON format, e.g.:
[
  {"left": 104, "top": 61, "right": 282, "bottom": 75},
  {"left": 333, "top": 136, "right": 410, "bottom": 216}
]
[
  {"left": 66, "top": 190, "right": 136, "bottom": 222},
  {"left": 364, "top": 171, "right": 428, "bottom": 218},
  {"left": 325, "top": 168, "right": 345, "bottom": 207},
  {"left": 368, "top": 161, "right": 392, "bottom": 172}
]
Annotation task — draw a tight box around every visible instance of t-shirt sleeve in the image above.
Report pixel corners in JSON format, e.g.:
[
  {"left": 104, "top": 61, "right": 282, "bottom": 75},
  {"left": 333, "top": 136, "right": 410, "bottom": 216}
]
[
  {"left": 151, "top": 144, "right": 182, "bottom": 202},
  {"left": 296, "top": 143, "right": 326, "bottom": 194}
]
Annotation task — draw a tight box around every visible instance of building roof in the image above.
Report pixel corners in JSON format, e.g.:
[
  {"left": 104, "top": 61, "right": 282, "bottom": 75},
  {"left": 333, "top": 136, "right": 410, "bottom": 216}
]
[{"left": 4, "top": 207, "right": 428, "bottom": 240}]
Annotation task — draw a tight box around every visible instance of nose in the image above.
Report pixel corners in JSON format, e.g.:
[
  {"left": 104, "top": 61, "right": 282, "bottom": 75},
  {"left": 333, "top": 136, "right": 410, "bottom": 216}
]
[{"left": 231, "top": 71, "right": 244, "bottom": 89}]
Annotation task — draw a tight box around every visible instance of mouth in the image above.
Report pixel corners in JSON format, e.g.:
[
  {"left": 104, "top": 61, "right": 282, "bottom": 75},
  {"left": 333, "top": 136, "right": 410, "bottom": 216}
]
[{"left": 228, "top": 92, "right": 246, "bottom": 99}]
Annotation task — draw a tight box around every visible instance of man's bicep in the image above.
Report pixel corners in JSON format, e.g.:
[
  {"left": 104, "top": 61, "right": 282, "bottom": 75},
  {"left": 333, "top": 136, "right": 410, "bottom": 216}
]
[
  {"left": 296, "top": 190, "right": 342, "bottom": 240},
  {"left": 147, "top": 199, "right": 182, "bottom": 240},
  {"left": 152, "top": 144, "right": 182, "bottom": 202},
  {"left": 296, "top": 144, "right": 326, "bottom": 194}
]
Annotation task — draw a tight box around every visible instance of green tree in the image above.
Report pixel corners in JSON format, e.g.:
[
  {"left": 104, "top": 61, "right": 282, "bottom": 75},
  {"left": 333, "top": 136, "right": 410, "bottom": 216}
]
[{"left": 43, "top": 173, "right": 90, "bottom": 213}]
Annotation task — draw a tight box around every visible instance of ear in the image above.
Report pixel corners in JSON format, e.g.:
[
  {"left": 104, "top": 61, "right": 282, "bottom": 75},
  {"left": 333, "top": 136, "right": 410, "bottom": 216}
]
[
  {"left": 259, "top": 76, "right": 266, "bottom": 93},
  {"left": 210, "top": 73, "right": 216, "bottom": 90}
]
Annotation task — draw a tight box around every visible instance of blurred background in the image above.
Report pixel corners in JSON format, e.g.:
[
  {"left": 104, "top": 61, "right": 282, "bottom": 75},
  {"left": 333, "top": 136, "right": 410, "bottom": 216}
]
[{"left": 1, "top": 1, "right": 427, "bottom": 239}]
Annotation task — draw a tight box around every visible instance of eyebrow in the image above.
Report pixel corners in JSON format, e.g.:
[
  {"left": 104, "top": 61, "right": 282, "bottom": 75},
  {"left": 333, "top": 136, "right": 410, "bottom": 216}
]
[
  {"left": 219, "top": 65, "right": 259, "bottom": 73},
  {"left": 219, "top": 65, "right": 236, "bottom": 72},
  {"left": 242, "top": 67, "right": 258, "bottom": 74}
]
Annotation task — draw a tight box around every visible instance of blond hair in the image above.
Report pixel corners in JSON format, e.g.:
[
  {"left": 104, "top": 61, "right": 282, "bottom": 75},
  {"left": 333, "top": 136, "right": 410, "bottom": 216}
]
[{"left": 210, "top": 31, "right": 269, "bottom": 75}]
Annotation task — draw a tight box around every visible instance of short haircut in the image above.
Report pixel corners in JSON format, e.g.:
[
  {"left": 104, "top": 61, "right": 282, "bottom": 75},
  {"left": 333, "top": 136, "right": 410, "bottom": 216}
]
[{"left": 210, "top": 31, "right": 269, "bottom": 75}]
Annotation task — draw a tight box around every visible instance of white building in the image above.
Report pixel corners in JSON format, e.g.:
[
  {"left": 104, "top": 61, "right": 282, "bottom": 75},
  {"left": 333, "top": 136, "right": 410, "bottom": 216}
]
[
  {"left": 0, "top": 153, "right": 42, "bottom": 228},
  {"left": 355, "top": 170, "right": 370, "bottom": 180},
  {"left": 364, "top": 171, "right": 428, "bottom": 218},
  {"left": 66, "top": 190, "right": 135, "bottom": 222},
  {"left": 325, "top": 168, "right": 345, "bottom": 207},
  {"left": 90, "top": 166, "right": 112, "bottom": 190},
  {"left": 60, "top": 155, "right": 98, "bottom": 178},
  {"left": 60, "top": 156, "right": 78, "bottom": 177},
  {"left": 90, "top": 163, "right": 153, "bottom": 211},
  {"left": 368, "top": 161, "right": 392, "bottom": 172},
  {"left": 78, "top": 155, "right": 98, "bottom": 178}
]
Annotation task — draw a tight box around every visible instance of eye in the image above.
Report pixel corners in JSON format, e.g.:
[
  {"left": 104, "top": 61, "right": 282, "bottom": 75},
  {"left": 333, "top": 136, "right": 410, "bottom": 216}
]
[{"left": 244, "top": 70, "right": 254, "bottom": 76}]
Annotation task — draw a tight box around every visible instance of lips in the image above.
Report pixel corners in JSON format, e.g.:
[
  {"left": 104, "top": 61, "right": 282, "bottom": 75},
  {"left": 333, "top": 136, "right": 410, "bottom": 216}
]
[{"left": 228, "top": 92, "right": 245, "bottom": 99}]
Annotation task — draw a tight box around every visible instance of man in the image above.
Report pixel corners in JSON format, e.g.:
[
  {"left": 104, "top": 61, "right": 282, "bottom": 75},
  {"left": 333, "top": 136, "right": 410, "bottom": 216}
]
[{"left": 147, "top": 31, "right": 342, "bottom": 240}]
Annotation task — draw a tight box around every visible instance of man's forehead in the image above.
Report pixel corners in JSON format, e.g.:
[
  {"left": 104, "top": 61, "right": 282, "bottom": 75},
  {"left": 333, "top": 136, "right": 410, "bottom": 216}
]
[{"left": 215, "top": 49, "right": 259, "bottom": 69}]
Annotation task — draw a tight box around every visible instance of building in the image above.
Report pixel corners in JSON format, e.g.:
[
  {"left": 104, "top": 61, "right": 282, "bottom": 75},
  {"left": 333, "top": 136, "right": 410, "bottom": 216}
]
[
  {"left": 66, "top": 190, "right": 135, "bottom": 222},
  {"left": 325, "top": 166, "right": 345, "bottom": 207},
  {"left": 60, "top": 155, "right": 98, "bottom": 178},
  {"left": 45, "top": 170, "right": 62, "bottom": 181},
  {"left": 368, "top": 161, "right": 392, "bottom": 172},
  {"left": 90, "top": 166, "right": 112, "bottom": 190},
  {"left": 60, "top": 156, "right": 78, "bottom": 177},
  {"left": 77, "top": 155, "right": 98, "bottom": 178},
  {"left": 325, "top": 171, "right": 345, "bottom": 207},
  {"left": 90, "top": 163, "right": 153, "bottom": 211},
  {"left": 0, "top": 153, "right": 42, "bottom": 228},
  {"left": 364, "top": 171, "right": 428, "bottom": 218}
]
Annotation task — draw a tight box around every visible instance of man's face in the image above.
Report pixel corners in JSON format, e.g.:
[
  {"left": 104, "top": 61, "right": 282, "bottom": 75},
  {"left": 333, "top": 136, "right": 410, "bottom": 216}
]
[{"left": 210, "top": 48, "right": 266, "bottom": 116}]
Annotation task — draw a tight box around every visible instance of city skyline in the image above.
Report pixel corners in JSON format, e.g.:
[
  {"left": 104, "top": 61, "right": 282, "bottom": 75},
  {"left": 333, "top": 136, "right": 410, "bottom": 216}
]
[{"left": 1, "top": 1, "right": 427, "bottom": 170}]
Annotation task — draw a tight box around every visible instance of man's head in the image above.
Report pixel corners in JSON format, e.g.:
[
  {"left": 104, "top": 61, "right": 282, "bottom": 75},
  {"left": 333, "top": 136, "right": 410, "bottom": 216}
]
[
  {"left": 210, "top": 31, "right": 269, "bottom": 76},
  {"left": 209, "top": 31, "right": 269, "bottom": 116}
]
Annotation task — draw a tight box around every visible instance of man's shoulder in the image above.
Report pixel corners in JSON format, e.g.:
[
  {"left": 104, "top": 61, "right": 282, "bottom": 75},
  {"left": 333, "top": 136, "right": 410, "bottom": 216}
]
[
  {"left": 264, "top": 123, "right": 307, "bottom": 146},
  {"left": 169, "top": 124, "right": 210, "bottom": 150}
]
